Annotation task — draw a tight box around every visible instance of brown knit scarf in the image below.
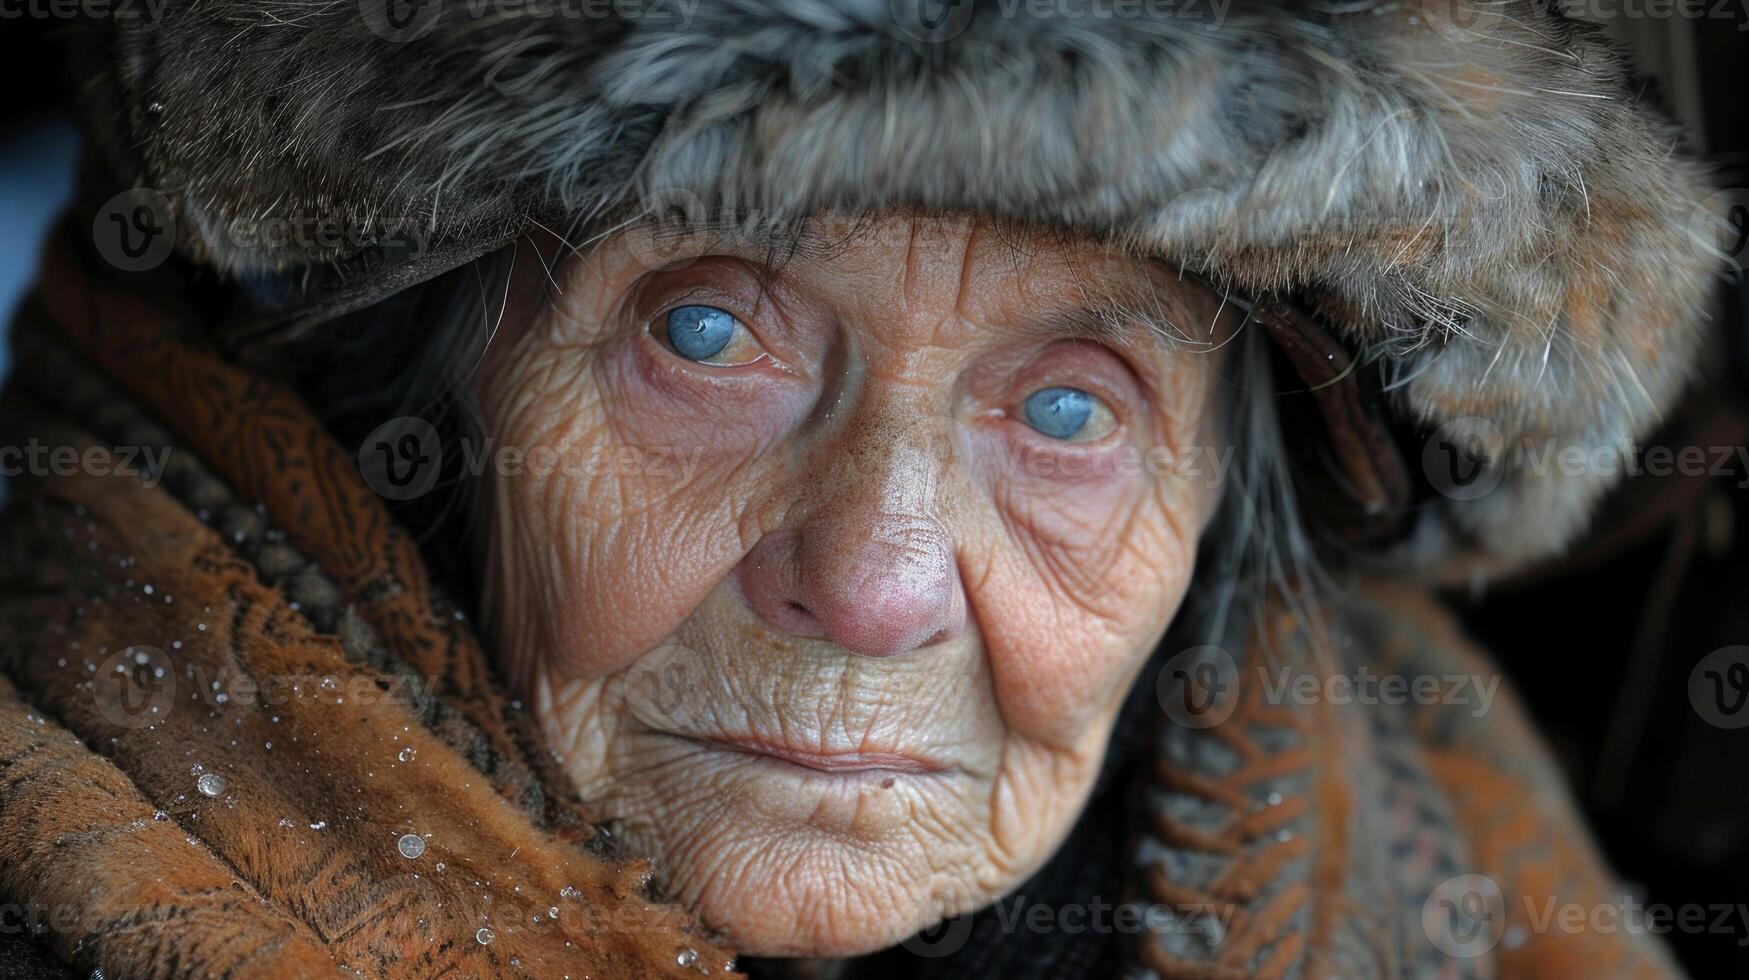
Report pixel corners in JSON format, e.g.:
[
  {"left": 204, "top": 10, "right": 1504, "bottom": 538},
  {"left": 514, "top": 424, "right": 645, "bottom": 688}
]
[
  {"left": 0, "top": 229, "right": 1685, "bottom": 979},
  {"left": 0, "top": 232, "right": 736, "bottom": 978}
]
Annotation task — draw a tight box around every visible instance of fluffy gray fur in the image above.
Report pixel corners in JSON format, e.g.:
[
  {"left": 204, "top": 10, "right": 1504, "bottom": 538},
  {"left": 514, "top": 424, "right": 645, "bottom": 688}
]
[{"left": 78, "top": 0, "right": 1721, "bottom": 577}]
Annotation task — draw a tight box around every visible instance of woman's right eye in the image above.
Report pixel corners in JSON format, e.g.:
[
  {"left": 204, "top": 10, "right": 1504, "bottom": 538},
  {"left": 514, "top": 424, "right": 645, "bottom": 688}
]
[
  {"left": 661, "top": 305, "right": 764, "bottom": 365},
  {"left": 1021, "top": 386, "right": 1116, "bottom": 442}
]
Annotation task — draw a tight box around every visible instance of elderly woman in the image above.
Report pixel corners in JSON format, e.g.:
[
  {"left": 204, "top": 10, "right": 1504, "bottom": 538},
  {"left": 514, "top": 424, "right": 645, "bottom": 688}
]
[{"left": 0, "top": 2, "right": 1722, "bottom": 978}]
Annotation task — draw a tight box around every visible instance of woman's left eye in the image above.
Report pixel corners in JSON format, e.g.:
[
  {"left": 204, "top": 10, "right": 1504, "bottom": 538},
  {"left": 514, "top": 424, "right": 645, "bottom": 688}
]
[
  {"left": 660, "top": 305, "right": 764, "bottom": 365},
  {"left": 1021, "top": 386, "right": 1117, "bottom": 442}
]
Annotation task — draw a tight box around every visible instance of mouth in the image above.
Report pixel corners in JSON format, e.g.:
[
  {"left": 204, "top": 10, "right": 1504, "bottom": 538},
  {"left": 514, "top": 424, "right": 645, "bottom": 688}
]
[{"left": 678, "top": 734, "right": 948, "bottom": 776}]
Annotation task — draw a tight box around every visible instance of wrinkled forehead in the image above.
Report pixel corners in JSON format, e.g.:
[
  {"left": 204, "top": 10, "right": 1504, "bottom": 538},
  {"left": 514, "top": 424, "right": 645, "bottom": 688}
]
[{"left": 618, "top": 209, "right": 1234, "bottom": 354}]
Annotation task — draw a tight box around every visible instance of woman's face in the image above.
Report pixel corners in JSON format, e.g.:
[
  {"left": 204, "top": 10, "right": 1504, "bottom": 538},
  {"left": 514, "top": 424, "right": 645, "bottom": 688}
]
[{"left": 474, "top": 213, "right": 1228, "bottom": 956}]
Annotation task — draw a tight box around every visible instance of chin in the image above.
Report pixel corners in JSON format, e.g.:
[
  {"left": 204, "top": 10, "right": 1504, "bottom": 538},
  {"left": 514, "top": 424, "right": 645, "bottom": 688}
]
[
  {"left": 556, "top": 720, "right": 1046, "bottom": 958},
  {"left": 690, "top": 859, "right": 946, "bottom": 958},
  {"left": 663, "top": 804, "right": 997, "bottom": 959}
]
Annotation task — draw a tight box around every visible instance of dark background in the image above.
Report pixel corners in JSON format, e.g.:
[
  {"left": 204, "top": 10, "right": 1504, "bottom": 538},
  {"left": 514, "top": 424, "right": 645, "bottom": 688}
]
[
  {"left": 0, "top": 25, "right": 75, "bottom": 361},
  {"left": 4, "top": 7, "right": 1748, "bottom": 977},
  {"left": 1454, "top": 11, "right": 1749, "bottom": 980}
]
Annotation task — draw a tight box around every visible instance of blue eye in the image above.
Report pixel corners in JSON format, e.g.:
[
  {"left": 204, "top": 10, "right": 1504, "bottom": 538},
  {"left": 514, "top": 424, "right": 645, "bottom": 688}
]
[
  {"left": 665, "top": 305, "right": 739, "bottom": 361},
  {"left": 1023, "top": 387, "right": 1106, "bottom": 441}
]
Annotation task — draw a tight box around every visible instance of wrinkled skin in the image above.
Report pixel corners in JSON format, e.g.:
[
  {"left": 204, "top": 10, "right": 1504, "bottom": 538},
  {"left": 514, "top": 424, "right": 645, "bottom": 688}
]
[{"left": 473, "top": 214, "right": 1230, "bottom": 956}]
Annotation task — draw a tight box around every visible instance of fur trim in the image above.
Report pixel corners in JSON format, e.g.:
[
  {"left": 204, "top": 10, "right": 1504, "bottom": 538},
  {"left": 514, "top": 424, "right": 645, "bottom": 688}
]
[{"left": 79, "top": 0, "right": 1721, "bottom": 576}]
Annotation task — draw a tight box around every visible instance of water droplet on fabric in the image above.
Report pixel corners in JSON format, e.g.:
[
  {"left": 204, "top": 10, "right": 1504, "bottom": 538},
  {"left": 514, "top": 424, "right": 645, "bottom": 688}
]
[
  {"left": 398, "top": 834, "right": 427, "bottom": 859},
  {"left": 196, "top": 773, "right": 226, "bottom": 797},
  {"left": 475, "top": 927, "right": 495, "bottom": 946}
]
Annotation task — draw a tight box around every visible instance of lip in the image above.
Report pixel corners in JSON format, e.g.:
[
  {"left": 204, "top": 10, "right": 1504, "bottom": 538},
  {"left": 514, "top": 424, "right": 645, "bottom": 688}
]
[{"left": 680, "top": 734, "right": 948, "bottom": 775}]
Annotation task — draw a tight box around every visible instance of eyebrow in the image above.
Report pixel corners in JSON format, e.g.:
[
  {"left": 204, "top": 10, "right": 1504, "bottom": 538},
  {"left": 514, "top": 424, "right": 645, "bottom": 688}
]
[
  {"left": 639, "top": 215, "right": 843, "bottom": 272},
  {"left": 1034, "top": 269, "right": 1233, "bottom": 355},
  {"left": 1035, "top": 302, "right": 1207, "bottom": 354},
  {"left": 639, "top": 215, "right": 1230, "bottom": 353}
]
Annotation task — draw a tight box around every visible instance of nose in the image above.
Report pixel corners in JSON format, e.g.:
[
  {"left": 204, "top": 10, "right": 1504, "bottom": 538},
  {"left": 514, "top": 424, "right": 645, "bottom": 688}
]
[
  {"left": 735, "top": 474, "right": 966, "bottom": 659},
  {"left": 736, "top": 523, "right": 965, "bottom": 658}
]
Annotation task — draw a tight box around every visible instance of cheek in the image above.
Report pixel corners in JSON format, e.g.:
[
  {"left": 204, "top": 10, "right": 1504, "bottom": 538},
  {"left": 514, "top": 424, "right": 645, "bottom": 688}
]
[
  {"left": 603, "top": 325, "right": 800, "bottom": 445},
  {"left": 964, "top": 440, "right": 1204, "bottom": 747},
  {"left": 484, "top": 334, "right": 805, "bottom": 678}
]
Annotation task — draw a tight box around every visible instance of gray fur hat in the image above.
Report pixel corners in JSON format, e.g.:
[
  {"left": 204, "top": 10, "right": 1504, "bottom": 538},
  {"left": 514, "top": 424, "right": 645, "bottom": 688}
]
[{"left": 76, "top": 0, "right": 1723, "bottom": 577}]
